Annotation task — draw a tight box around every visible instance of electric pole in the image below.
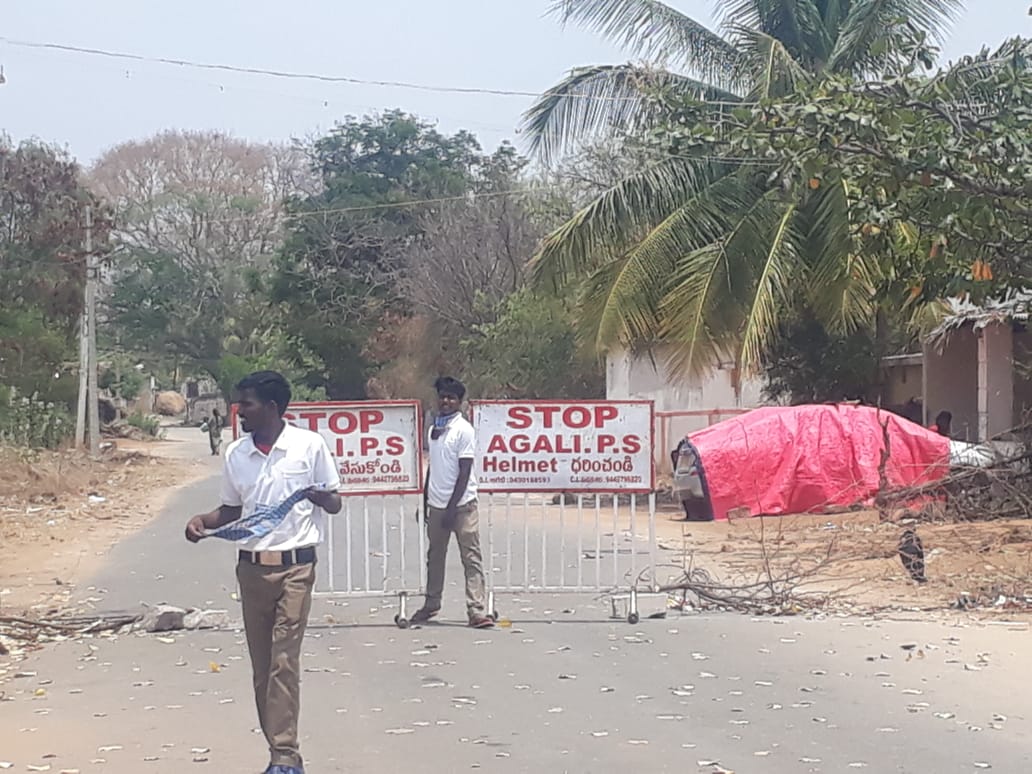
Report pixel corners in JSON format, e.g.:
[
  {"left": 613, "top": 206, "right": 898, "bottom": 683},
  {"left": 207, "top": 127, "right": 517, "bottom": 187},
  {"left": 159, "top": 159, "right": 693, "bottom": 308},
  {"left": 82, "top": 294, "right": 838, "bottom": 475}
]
[
  {"left": 76, "top": 206, "right": 100, "bottom": 455},
  {"left": 85, "top": 206, "right": 100, "bottom": 456},
  {"left": 75, "top": 213, "right": 89, "bottom": 448}
]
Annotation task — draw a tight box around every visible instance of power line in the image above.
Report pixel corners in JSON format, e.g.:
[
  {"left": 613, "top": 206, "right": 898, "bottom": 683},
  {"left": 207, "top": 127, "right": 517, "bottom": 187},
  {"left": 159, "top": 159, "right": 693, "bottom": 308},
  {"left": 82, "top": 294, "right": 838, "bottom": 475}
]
[
  {"left": 0, "top": 36, "right": 745, "bottom": 107},
  {"left": 0, "top": 37, "right": 595, "bottom": 100}
]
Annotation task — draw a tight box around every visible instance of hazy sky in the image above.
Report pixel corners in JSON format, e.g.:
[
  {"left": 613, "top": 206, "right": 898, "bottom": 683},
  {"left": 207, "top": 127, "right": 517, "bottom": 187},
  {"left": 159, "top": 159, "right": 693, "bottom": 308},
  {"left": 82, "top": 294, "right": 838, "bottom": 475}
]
[{"left": 2, "top": 1, "right": 1029, "bottom": 164}]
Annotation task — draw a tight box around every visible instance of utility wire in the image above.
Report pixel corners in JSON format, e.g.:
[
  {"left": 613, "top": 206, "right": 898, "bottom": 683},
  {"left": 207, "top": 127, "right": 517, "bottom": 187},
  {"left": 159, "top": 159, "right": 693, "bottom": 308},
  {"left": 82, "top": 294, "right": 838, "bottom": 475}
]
[{"left": 0, "top": 36, "right": 746, "bottom": 106}]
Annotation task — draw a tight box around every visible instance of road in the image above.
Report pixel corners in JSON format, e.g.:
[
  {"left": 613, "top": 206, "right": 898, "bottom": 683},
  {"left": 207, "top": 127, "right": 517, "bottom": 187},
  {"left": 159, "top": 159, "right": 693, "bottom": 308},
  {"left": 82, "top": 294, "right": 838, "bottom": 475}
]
[{"left": 1, "top": 461, "right": 1030, "bottom": 773}]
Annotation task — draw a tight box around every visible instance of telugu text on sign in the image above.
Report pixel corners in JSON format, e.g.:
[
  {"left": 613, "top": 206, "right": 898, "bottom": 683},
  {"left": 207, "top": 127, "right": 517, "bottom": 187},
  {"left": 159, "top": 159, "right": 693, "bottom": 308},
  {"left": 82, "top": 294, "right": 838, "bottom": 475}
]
[
  {"left": 232, "top": 401, "right": 422, "bottom": 495},
  {"left": 471, "top": 401, "right": 654, "bottom": 493}
]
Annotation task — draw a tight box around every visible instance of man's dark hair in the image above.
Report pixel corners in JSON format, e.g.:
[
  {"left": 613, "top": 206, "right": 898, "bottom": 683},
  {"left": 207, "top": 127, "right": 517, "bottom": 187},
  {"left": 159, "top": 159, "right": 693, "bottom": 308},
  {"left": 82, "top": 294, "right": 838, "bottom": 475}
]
[
  {"left": 434, "top": 376, "right": 466, "bottom": 401},
  {"left": 236, "top": 371, "right": 292, "bottom": 415}
]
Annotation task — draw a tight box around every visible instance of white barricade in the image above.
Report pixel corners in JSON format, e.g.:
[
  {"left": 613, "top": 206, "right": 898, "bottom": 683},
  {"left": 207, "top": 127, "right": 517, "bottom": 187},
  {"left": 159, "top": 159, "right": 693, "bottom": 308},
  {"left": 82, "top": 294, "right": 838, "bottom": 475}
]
[{"left": 473, "top": 400, "right": 662, "bottom": 624}]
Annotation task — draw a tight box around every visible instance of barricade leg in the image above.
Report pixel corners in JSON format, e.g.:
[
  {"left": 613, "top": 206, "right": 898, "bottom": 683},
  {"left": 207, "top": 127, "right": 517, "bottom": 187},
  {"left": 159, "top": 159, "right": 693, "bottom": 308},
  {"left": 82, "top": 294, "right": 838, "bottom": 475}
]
[
  {"left": 394, "top": 590, "right": 410, "bottom": 629},
  {"left": 487, "top": 589, "right": 497, "bottom": 621}
]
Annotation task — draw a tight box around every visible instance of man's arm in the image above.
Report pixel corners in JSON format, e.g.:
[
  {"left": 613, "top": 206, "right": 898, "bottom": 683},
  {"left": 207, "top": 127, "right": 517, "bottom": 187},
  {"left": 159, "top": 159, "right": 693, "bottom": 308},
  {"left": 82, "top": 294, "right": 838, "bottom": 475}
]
[
  {"left": 185, "top": 505, "right": 242, "bottom": 542},
  {"left": 306, "top": 436, "right": 343, "bottom": 514},
  {"left": 306, "top": 487, "right": 342, "bottom": 514},
  {"left": 447, "top": 459, "right": 473, "bottom": 511},
  {"left": 187, "top": 455, "right": 243, "bottom": 541}
]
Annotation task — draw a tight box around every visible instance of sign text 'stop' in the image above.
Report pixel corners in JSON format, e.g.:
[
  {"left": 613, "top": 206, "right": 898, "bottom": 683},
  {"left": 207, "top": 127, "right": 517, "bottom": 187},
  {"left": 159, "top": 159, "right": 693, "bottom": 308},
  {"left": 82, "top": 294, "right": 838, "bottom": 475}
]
[
  {"left": 472, "top": 401, "right": 654, "bottom": 493},
  {"left": 233, "top": 401, "right": 422, "bottom": 496}
]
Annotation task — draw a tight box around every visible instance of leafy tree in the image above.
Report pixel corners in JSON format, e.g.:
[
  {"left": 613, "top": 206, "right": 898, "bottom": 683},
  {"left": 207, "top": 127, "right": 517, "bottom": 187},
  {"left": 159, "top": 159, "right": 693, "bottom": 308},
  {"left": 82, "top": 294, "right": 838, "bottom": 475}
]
[
  {"left": 0, "top": 137, "right": 109, "bottom": 406},
  {"left": 762, "top": 310, "right": 879, "bottom": 404},
  {"left": 98, "top": 355, "right": 146, "bottom": 402},
  {"left": 526, "top": 0, "right": 963, "bottom": 375},
  {"left": 461, "top": 288, "right": 604, "bottom": 399},
  {"left": 273, "top": 111, "right": 496, "bottom": 399},
  {"left": 675, "top": 37, "right": 1032, "bottom": 302}
]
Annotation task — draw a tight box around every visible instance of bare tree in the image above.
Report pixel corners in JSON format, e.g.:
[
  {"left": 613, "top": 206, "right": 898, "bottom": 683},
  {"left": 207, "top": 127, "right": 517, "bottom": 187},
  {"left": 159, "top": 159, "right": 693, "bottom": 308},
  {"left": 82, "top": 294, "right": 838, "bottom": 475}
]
[
  {"left": 87, "top": 131, "right": 311, "bottom": 376},
  {"left": 89, "top": 130, "right": 309, "bottom": 270},
  {"left": 399, "top": 191, "right": 545, "bottom": 332}
]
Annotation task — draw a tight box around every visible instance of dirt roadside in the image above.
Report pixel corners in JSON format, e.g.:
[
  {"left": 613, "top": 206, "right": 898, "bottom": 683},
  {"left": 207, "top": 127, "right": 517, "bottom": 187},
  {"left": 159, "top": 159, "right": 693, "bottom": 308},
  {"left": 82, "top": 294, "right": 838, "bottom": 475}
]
[
  {"left": 0, "top": 428, "right": 214, "bottom": 616},
  {"left": 650, "top": 503, "right": 1032, "bottom": 619}
]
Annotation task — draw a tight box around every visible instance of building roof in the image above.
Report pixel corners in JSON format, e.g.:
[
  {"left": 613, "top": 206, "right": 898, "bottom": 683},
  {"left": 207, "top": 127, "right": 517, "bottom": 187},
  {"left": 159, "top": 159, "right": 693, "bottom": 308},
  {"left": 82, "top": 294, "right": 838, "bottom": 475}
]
[{"left": 926, "top": 290, "right": 1032, "bottom": 344}]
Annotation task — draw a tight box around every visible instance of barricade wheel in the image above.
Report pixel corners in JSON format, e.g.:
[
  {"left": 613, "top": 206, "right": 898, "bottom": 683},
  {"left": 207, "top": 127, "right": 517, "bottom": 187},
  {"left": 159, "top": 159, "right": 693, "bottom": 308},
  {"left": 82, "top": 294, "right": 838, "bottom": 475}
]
[
  {"left": 490, "top": 611, "right": 499, "bottom": 621},
  {"left": 627, "top": 612, "right": 640, "bottom": 625},
  {"left": 395, "top": 615, "right": 410, "bottom": 629}
]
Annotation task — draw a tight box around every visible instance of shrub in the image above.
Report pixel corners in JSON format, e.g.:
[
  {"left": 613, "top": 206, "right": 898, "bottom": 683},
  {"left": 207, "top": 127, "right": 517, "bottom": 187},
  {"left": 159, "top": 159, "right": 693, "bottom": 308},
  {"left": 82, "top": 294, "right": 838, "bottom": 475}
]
[
  {"left": 0, "top": 386, "right": 73, "bottom": 449},
  {"left": 126, "top": 412, "right": 164, "bottom": 438}
]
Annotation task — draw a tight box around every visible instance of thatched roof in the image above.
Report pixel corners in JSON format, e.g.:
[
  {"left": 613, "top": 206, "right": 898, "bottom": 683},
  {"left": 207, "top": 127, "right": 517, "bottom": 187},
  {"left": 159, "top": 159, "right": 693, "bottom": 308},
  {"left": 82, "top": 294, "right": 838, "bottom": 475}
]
[{"left": 926, "top": 290, "right": 1032, "bottom": 345}]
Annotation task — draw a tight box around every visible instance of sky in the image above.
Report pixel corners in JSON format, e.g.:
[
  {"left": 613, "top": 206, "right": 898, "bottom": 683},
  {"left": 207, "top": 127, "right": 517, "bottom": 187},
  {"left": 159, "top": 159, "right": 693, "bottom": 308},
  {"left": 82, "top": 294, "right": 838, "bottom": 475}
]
[{"left": 1, "top": 1, "right": 1029, "bottom": 165}]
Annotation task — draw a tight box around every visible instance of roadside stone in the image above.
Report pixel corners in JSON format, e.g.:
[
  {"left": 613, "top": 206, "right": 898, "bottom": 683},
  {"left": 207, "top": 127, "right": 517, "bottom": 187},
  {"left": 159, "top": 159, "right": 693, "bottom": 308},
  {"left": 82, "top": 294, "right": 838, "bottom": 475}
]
[{"left": 133, "top": 605, "right": 228, "bottom": 633}]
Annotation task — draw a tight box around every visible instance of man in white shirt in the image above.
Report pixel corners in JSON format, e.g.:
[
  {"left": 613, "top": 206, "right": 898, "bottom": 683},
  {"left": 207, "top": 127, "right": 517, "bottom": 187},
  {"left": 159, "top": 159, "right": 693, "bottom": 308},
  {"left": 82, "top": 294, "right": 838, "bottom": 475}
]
[
  {"left": 412, "top": 376, "right": 493, "bottom": 628},
  {"left": 185, "top": 371, "right": 342, "bottom": 774}
]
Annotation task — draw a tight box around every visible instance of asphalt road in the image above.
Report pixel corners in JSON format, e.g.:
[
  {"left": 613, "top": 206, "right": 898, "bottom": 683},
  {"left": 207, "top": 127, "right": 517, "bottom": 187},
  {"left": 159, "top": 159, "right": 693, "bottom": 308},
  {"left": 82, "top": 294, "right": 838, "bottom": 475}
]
[{"left": 1, "top": 471, "right": 1029, "bottom": 774}]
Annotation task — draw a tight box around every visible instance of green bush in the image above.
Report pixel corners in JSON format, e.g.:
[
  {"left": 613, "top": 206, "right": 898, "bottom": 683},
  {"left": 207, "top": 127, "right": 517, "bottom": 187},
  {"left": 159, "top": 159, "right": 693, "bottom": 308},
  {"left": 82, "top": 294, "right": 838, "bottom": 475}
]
[
  {"left": 126, "top": 411, "right": 164, "bottom": 438},
  {"left": 99, "top": 358, "right": 147, "bottom": 401},
  {"left": 0, "top": 386, "right": 73, "bottom": 449}
]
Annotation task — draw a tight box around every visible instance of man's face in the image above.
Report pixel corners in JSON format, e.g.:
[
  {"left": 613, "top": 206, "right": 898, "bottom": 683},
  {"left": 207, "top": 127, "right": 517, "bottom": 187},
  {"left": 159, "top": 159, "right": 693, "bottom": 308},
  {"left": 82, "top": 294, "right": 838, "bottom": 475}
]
[
  {"left": 437, "top": 391, "right": 462, "bottom": 415},
  {"left": 236, "top": 388, "right": 276, "bottom": 433}
]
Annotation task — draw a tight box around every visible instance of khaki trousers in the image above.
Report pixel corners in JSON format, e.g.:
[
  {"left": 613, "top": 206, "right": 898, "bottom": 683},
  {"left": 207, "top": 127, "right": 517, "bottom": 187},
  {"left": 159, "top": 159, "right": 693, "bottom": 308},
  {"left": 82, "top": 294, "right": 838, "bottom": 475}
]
[
  {"left": 425, "top": 501, "right": 486, "bottom": 615},
  {"left": 236, "top": 560, "right": 315, "bottom": 769}
]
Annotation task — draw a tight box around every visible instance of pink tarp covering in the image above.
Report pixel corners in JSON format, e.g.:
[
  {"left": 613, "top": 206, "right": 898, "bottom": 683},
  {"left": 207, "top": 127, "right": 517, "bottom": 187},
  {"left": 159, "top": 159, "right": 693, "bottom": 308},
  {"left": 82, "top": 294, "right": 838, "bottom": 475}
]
[{"left": 689, "top": 404, "right": 951, "bottom": 521}]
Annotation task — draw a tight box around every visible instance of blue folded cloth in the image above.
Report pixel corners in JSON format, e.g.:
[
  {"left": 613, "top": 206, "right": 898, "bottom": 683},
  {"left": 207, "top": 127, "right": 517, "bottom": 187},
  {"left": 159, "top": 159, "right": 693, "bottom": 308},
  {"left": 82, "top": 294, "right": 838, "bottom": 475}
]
[{"left": 205, "top": 484, "right": 330, "bottom": 542}]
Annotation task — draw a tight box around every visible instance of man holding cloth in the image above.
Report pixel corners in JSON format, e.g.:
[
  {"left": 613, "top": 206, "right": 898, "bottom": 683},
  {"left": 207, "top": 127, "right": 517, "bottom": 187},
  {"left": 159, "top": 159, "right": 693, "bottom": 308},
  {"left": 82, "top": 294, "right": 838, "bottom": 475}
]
[{"left": 185, "top": 370, "right": 342, "bottom": 774}]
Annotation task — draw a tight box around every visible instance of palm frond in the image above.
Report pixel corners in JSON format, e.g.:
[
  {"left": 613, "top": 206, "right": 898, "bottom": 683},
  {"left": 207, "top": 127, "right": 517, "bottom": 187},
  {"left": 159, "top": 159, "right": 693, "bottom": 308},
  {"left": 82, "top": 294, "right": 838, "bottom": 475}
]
[
  {"left": 575, "top": 168, "right": 744, "bottom": 350},
  {"left": 548, "top": 0, "right": 743, "bottom": 86},
  {"left": 660, "top": 184, "right": 786, "bottom": 375},
  {"left": 737, "top": 201, "right": 800, "bottom": 369},
  {"left": 827, "top": 0, "right": 963, "bottom": 75},
  {"left": 718, "top": 0, "right": 834, "bottom": 69},
  {"left": 530, "top": 157, "right": 730, "bottom": 288},
  {"left": 916, "top": 37, "right": 1032, "bottom": 115},
  {"left": 522, "top": 65, "right": 741, "bottom": 162},
  {"left": 806, "top": 177, "right": 878, "bottom": 333},
  {"left": 726, "top": 25, "right": 812, "bottom": 98}
]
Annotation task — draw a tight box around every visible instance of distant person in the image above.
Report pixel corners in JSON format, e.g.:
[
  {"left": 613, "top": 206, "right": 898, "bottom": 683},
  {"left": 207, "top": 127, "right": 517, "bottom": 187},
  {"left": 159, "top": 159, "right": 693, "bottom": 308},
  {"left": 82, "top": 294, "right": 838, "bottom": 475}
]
[
  {"left": 185, "top": 371, "right": 342, "bottom": 774},
  {"left": 899, "top": 398, "right": 923, "bottom": 425},
  {"left": 208, "top": 408, "right": 225, "bottom": 456},
  {"left": 929, "top": 410, "right": 952, "bottom": 437},
  {"left": 411, "top": 376, "right": 493, "bottom": 628}
]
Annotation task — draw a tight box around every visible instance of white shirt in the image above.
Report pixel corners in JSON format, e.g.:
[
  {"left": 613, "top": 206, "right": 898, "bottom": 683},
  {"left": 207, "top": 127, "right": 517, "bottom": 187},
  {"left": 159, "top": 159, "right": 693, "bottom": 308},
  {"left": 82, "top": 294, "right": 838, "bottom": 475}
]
[
  {"left": 220, "top": 422, "right": 341, "bottom": 552},
  {"left": 427, "top": 414, "right": 477, "bottom": 509}
]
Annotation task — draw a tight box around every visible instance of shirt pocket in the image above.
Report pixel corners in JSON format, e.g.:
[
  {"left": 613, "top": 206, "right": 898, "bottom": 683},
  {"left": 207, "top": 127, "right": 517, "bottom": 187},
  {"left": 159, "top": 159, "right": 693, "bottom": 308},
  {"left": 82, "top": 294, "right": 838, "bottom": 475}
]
[{"left": 276, "top": 460, "right": 312, "bottom": 487}]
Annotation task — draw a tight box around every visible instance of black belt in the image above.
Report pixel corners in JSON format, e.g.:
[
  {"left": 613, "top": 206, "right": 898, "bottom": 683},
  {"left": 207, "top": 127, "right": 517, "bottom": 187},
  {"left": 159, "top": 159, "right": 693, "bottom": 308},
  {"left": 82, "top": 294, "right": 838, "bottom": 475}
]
[{"left": 238, "top": 546, "right": 317, "bottom": 567}]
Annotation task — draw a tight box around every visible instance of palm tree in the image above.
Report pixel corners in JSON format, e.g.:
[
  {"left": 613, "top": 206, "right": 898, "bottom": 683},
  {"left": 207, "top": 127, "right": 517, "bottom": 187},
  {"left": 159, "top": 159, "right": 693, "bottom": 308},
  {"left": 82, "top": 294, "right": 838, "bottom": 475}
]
[{"left": 526, "top": 0, "right": 963, "bottom": 375}]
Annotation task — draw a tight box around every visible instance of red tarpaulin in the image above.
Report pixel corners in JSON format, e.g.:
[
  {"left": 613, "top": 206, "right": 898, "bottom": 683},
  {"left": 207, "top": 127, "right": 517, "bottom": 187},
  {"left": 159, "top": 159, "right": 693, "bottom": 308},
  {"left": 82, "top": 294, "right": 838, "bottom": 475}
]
[{"left": 689, "top": 404, "right": 951, "bottom": 521}]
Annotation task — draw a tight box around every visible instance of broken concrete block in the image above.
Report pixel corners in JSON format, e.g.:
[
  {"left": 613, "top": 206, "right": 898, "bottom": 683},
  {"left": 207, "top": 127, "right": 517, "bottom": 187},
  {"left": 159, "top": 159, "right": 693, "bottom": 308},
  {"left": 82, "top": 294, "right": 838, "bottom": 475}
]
[
  {"left": 183, "top": 609, "right": 229, "bottom": 630},
  {"left": 136, "top": 605, "right": 186, "bottom": 633}
]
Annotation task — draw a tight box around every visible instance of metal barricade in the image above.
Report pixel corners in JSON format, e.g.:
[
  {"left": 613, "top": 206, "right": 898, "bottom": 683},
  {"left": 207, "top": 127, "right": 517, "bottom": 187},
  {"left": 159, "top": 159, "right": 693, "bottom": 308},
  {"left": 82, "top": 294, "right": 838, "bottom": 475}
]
[
  {"left": 481, "top": 491, "right": 662, "bottom": 625},
  {"left": 315, "top": 493, "right": 426, "bottom": 626},
  {"left": 311, "top": 397, "right": 667, "bottom": 627},
  {"left": 317, "top": 490, "right": 663, "bottom": 626}
]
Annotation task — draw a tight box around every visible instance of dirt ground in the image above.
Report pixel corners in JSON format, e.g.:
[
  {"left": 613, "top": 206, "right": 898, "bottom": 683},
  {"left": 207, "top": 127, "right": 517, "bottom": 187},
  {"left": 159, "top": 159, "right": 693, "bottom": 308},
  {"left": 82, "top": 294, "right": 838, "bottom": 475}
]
[
  {"left": 0, "top": 434, "right": 209, "bottom": 616},
  {"left": 651, "top": 503, "right": 1032, "bottom": 617}
]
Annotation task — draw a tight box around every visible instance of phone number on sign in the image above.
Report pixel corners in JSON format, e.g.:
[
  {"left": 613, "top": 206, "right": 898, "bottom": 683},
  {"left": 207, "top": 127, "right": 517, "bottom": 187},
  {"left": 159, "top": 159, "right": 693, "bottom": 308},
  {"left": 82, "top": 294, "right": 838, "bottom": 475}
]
[
  {"left": 341, "top": 475, "right": 414, "bottom": 485},
  {"left": 569, "top": 475, "right": 644, "bottom": 485}
]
